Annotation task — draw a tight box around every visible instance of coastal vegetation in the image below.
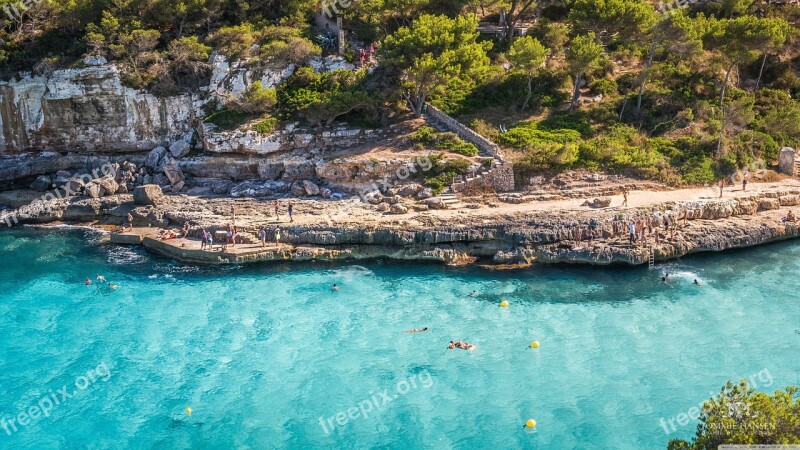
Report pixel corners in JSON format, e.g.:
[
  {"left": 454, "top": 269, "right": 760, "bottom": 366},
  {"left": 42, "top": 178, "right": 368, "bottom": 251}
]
[
  {"left": 1, "top": 0, "right": 799, "bottom": 184},
  {"left": 668, "top": 381, "right": 800, "bottom": 449}
]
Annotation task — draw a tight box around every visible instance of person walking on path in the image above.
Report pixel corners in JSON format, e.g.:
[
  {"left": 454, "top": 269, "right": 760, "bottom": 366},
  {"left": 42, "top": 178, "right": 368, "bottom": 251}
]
[
  {"left": 622, "top": 189, "right": 628, "bottom": 207},
  {"left": 742, "top": 173, "right": 748, "bottom": 191},
  {"left": 288, "top": 202, "right": 294, "bottom": 222},
  {"left": 719, "top": 179, "right": 725, "bottom": 198},
  {"left": 274, "top": 201, "right": 280, "bottom": 220}
]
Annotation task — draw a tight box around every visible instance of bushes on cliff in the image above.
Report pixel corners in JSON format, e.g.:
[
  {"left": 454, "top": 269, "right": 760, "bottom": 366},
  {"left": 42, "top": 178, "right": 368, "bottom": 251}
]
[{"left": 412, "top": 126, "right": 479, "bottom": 156}]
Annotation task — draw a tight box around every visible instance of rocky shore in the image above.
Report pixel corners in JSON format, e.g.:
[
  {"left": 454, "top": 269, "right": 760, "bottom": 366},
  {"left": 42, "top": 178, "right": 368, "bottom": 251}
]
[{"left": 5, "top": 179, "right": 800, "bottom": 267}]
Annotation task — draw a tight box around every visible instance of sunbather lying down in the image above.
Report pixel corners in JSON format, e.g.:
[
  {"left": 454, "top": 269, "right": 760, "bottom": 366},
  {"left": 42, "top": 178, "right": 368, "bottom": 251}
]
[
  {"left": 158, "top": 229, "right": 180, "bottom": 240},
  {"left": 448, "top": 340, "right": 475, "bottom": 350}
]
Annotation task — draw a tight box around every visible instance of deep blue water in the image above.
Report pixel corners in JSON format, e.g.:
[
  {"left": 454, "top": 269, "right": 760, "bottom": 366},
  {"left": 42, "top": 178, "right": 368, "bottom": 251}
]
[{"left": 0, "top": 227, "right": 798, "bottom": 449}]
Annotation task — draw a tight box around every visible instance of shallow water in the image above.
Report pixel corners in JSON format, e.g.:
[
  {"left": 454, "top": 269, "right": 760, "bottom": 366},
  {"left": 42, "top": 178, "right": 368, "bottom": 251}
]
[{"left": 0, "top": 227, "right": 798, "bottom": 449}]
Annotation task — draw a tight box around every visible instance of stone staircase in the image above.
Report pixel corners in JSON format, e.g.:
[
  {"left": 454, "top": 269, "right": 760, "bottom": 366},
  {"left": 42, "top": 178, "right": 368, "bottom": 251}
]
[
  {"left": 794, "top": 158, "right": 800, "bottom": 177},
  {"left": 435, "top": 191, "right": 468, "bottom": 209}
]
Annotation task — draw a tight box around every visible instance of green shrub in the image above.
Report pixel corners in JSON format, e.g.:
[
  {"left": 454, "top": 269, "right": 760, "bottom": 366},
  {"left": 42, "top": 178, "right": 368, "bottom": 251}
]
[
  {"left": 205, "top": 109, "right": 252, "bottom": 130},
  {"left": 411, "top": 127, "right": 479, "bottom": 156},
  {"left": 252, "top": 117, "right": 278, "bottom": 134},
  {"left": 589, "top": 78, "right": 618, "bottom": 96},
  {"left": 681, "top": 156, "right": 716, "bottom": 184}
]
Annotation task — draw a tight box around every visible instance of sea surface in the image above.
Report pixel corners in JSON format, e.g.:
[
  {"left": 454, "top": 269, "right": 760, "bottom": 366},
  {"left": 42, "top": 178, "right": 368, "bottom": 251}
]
[{"left": 0, "top": 227, "right": 798, "bottom": 449}]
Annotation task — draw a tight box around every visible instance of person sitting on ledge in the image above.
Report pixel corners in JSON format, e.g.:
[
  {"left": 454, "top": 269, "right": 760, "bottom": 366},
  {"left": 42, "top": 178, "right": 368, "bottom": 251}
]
[
  {"left": 783, "top": 210, "right": 797, "bottom": 223},
  {"left": 181, "top": 221, "right": 190, "bottom": 238},
  {"left": 122, "top": 213, "right": 133, "bottom": 232}
]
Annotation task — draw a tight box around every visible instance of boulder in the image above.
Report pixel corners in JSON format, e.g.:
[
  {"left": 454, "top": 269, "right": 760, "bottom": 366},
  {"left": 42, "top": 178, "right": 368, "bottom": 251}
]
[
  {"left": 384, "top": 195, "right": 401, "bottom": 205},
  {"left": 133, "top": 184, "right": 165, "bottom": 206},
  {"left": 171, "top": 181, "right": 185, "bottom": 192},
  {"left": 302, "top": 180, "right": 320, "bottom": 196},
  {"left": 53, "top": 171, "right": 71, "bottom": 188},
  {"left": 320, "top": 188, "right": 332, "bottom": 199},
  {"left": 163, "top": 163, "right": 185, "bottom": 186},
  {"left": 85, "top": 183, "right": 104, "bottom": 198},
  {"left": 398, "top": 183, "right": 423, "bottom": 197},
  {"left": 30, "top": 175, "right": 52, "bottom": 192},
  {"left": 152, "top": 174, "right": 169, "bottom": 186},
  {"left": 778, "top": 147, "right": 795, "bottom": 176},
  {"left": 581, "top": 197, "right": 611, "bottom": 208},
  {"left": 169, "top": 140, "right": 191, "bottom": 158},
  {"left": 375, "top": 203, "right": 390, "bottom": 212},
  {"left": 116, "top": 184, "right": 129, "bottom": 194},
  {"left": 66, "top": 178, "right": 85, "bottom": 195},
  {"left": 291, "top": 183, "right": 306, "bottom": 196},
  {"left": 425, "top": 198, "right": 447, "bottom": 209},
  {"left": 390, "top": 204, "right": 408, "bottom": 214},
  {"left": 415, "top": 188, "right": 433, "bottom": 200},
  {"left": 364, "top": 192, "right": 383, "bottom": 205},
  {"left": 95, "top": 175, "right": 119, "bottom": 195},
  {"left": 145, "top": 146, "right": 167, "bottom": 170},
  {"left": 83, "top": 55, "right": 107, "bottom": 66},
  {"left": 758, "top": 198, "right": 780, "bottom": 211},
  {"left": 230, "top": 181, "right": 273, "bottom": 198}
]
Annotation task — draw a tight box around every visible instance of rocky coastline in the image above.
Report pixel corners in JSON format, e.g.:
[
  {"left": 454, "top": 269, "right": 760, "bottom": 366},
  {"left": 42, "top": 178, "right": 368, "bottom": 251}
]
[{"left": 4, "top": 180, "right": 800, "bottom": 267}]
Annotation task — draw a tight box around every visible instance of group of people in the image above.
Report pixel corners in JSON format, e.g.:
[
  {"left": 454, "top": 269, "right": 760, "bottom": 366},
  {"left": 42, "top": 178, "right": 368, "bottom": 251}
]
[
  {"left": 84, "top": 274, "right": 119, "bottom": 289},
  {"left": 257, "top": 226, "right": 281, "bottom": 247},
  {"left": 573, "top": 209, "right": 689, "bottom": 246},
  {"left": 358, "top": 43, "right": 377, "bottom": 66}
]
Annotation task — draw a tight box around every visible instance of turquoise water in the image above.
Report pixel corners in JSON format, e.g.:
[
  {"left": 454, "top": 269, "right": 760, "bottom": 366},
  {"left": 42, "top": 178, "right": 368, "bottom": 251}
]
[{"left": 1, "top": 227, "right": 799, "bottom": 449}]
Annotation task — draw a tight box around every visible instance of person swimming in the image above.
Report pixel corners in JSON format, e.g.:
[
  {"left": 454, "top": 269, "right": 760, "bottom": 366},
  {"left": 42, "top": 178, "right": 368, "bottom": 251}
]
[
  {"left": 332, "top": 284, "right": 339, "bottom": 292},
  {"left": 404, "top": 327, "right": 429, "bottom": 333},
  {"left": 85, "top": 278, "right": 92, "bottom": 286},
  {"left": 109, "top": 283, "right": 119, "bottom": 289},
  {"left": 96, "top": 275, "right": 106, "bottom": 282},
  {"left": 693, "top": 279, "right": 700, "bottom": 285},
  {"left": 448, "top": 340, "right": 475, "bottom": 350},
  {"left": 469, "top": 290, "right": 477, "bottom": 297},
  {"left": 661, "top": 273, "right": 669, "bottom": 284}
]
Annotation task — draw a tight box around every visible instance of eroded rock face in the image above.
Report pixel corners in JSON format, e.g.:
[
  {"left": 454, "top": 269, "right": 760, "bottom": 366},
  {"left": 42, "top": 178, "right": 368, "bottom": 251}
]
[{"left": 0, "top": 66, "right": 194, "bottom": 153}]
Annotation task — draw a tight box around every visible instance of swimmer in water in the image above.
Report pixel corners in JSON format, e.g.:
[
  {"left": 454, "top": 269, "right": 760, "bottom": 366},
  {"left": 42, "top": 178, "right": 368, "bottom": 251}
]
[
  {"left": 469, "top": 290, "right": 477, "bottom": 297},
  {"left": 404, "top": 327, "right": 429, "bottom": 333},
  {"left": 96, "top": 275, "right": 106, "bottom": 282},
  {"left": 693, "top": 279, "right": 700, "bottom": 285},
  {"left": 661, "top": 273, "right": 669, "bottom": 284},
  {"left": 85, "top": 278, "right": 92, "bottom": 286},
  {"left": 332, "top": 284, "right": 339, "bottom": 292},
  {"left": 109, "top": 283, "right": 119, "bottom": 289}
]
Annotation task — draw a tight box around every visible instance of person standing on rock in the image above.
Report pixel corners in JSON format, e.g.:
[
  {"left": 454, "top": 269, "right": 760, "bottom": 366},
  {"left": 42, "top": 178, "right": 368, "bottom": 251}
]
[
  {"left": 622, "top": 189, "right": 628, "bottom": 207},
  {"left": 274, "top": 201, "right": 280, "bottom": 220},
  {"left": 275, "top": 227, "right": 281, "bottom": 245},
  {"left": 288, "top": 202, "right": 294, "bottom": 222},
  {"left": 231, "top": 205, "right": 236, "bottom": 225},
  {"left": 742, "top": 174, "right": 748, "bottom": 192},
  {"left": 719, "top": 179, "right": 725, "bottom": 198},
  {"left": 258, "top": 227, "right": 267, "bottom": 247},
  {"left": 123, "top": 213, "right": 133, "bottom": 232}
]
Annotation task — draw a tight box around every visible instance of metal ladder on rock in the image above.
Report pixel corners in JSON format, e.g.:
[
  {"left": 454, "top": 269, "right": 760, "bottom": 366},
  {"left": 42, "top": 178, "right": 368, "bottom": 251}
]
[{"left": 648, "top": 244, "right": 655, "bottom": 269}]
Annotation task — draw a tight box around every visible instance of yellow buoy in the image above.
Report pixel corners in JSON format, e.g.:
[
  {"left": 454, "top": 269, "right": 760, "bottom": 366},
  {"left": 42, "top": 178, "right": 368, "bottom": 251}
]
[
  {"left": 530, "top": 341, "right": 540, "bottom": 348},
  {"left": 500, "top": 300, "right": 509, "bottom": 308},
  {"left": 185, "top": 407, "right": 192, "bottom": 415},
  {"left": 525, "top": 419, "right": 536, "bottom": 428}
]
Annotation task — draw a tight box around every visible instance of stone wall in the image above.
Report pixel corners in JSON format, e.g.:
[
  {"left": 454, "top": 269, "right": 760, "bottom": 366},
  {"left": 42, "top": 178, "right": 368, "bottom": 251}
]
[
  {"left": 423, "top": 104, "right": 502, "bottom": 160},
  {"left": 489, "top": 162, "right": 515, "bottom": 192},
  {"left": 779, "top": 147, "right": 795, "bottom": 176}
]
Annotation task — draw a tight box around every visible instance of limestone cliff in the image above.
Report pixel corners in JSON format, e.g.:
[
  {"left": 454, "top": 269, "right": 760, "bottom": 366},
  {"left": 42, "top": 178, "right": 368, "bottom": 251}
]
[{"left": 0, "top": 65, "right": 195, "bottom": 153}]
